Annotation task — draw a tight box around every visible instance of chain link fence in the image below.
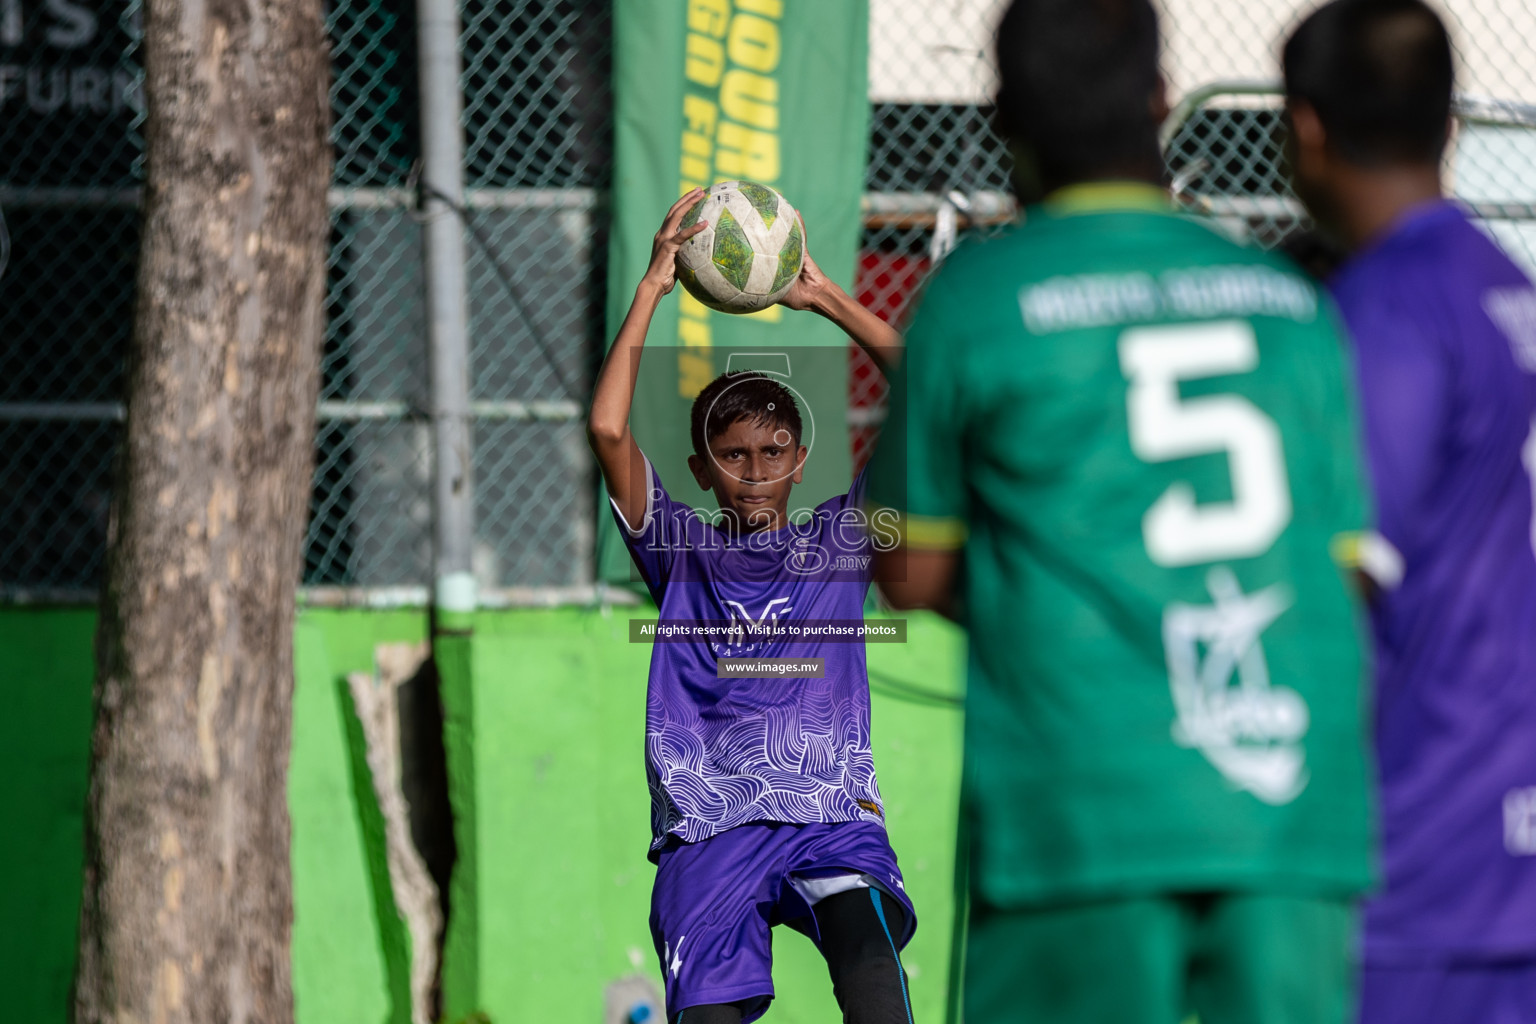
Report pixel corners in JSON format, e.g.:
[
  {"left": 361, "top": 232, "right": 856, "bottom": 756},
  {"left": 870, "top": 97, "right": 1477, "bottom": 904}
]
[
  {"left": 459, "top": 0, "right": 608, "bottom": 591},
  {"left": 1160, "top": 2, "right": 1536, "bottom": 263},
  {"left": 0, "top": 0, "right": 142, "bottom": 597},
  {"left": 4, "top": 0, "right": 1535, "bottom": 599}
]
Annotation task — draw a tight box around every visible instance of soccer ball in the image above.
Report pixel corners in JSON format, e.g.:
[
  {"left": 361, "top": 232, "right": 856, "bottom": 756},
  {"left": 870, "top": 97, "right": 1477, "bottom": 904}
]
[{"left": 675, "top": 181, "right": 805, "bottom": 314}]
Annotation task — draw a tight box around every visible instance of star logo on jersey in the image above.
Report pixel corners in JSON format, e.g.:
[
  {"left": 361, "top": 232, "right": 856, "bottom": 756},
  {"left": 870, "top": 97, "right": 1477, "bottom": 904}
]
[{"left": 1162, "top": 567, "right": 1310, "bottom": 805}]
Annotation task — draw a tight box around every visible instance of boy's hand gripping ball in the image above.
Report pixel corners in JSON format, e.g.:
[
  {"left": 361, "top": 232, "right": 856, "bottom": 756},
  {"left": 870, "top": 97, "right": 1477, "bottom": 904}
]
[{"left": 674, "top": 181, "right": 805, "bottom": 314}]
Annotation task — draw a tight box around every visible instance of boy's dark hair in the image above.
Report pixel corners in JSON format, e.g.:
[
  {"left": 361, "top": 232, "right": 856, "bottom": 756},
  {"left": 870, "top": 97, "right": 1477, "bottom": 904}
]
[
  {"left": 1283, "top": 0, "right": 1454, "bottom": 166},
  {"left": 993, "top": 0, "right": 1163, "bottom": 189},
  {"left": 689, "top": 371, "right": 803, "bottom": 460}
]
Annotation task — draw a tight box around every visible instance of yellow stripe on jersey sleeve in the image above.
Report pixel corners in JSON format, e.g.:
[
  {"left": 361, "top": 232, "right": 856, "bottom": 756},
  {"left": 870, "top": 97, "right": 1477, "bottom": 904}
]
[
  {"left": 1330, "top": 530, "right": 1405, "bottom": 590},
  {"left": 869, "top": 507, "right": 968, "bottom": 550}
]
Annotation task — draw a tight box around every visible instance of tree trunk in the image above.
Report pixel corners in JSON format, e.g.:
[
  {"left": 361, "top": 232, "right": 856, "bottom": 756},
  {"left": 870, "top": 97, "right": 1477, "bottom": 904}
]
[{"left": 74, "top": 0, "right": 330, "bottom": 1017}]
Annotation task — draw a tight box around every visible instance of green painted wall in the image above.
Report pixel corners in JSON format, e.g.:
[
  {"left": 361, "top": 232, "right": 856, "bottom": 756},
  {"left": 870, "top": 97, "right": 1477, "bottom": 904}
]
[
  {"left": 290, "top": 609, "right": 431, "bottom": 1024},
  {"left": 0, "top": 608, "right": 97, "bottom": 1024},
  {"left": 0, "top": 607, "right": 432, "bottom": 1024},
  {"left": 0, "top": 605, "right": 964, "bottom": 1024}
]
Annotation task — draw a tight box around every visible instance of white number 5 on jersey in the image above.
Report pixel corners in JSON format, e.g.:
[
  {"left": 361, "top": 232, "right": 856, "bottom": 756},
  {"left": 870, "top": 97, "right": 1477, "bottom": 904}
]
[{"left": 1120, "top": 321, "right": 1293, "bottom": 567}]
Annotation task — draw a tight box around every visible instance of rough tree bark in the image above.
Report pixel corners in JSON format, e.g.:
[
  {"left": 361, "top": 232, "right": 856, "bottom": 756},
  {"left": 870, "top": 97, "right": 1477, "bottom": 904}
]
[{"left": 74, "top": 0, "right": 331, "bottom": 1017}]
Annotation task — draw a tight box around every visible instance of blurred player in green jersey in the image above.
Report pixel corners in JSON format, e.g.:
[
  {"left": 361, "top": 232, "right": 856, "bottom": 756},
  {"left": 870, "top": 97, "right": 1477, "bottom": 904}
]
[{"left": 866, "top": 0, "right": 1375, "bottom": 1021}]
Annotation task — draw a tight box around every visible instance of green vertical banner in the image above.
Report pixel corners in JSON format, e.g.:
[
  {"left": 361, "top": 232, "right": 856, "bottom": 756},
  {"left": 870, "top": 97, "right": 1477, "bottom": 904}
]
[{"left": 600, "top": 0, "right": 870, "bottom": 583}]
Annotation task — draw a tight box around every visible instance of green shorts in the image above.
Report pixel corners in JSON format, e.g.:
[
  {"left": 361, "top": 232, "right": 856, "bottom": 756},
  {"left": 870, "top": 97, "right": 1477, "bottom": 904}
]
[{"left": 964, "top": 892, "right": 1356, "bottom": 1024}]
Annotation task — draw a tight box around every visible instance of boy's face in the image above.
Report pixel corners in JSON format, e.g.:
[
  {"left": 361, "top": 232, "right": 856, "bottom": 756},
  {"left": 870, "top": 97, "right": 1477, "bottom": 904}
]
[{"left": 687, "top": 415, "right": 807, "bottom": 533}]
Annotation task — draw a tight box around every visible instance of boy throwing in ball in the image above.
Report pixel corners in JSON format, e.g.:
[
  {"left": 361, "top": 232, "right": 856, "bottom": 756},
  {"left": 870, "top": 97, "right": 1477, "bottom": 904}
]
[{"left": 588, "top": 191, "right": 915, "bottom": 1024}]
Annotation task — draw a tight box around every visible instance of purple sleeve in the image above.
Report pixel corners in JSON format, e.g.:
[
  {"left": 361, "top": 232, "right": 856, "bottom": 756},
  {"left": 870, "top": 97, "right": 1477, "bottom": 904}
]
[
  {"left": 847, "top": 464, "right": 870, "bottom": 510},
  {"left": 1339, "top": 292, "right": 1451, "bottom": 558},
  {"left": 608, "top": 455, "right": 691, "bottom": 594}
]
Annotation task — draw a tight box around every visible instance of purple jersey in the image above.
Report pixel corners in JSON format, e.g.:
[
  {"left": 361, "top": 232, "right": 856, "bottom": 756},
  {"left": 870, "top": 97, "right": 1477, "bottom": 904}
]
[
  {"left": 1330, "top": 200, "right": 1536, "bottom": 963},
  {"left": 612, "top": 455, "right": 887, "bottom": 854}
]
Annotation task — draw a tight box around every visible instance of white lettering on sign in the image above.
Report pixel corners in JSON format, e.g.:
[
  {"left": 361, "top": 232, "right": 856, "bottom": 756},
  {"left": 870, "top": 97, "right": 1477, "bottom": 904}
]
[
  {"left": 0, "top": 0, "right": 140, "bottom": 116},
  {"left": 0, "top": 0, "right": 100, "bottom": 49},
  {"left": 0, "top": 64, "right": 140, "bottom": 113},
  {"left": 0, "top": 0, "right": 21, "bottom": 47},
  {"left": 43, "top": 0, "right": 95, "bottom": 48}
]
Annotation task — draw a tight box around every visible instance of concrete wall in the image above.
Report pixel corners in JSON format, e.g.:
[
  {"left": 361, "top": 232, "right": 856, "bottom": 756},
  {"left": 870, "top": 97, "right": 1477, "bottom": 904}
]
[{"left": 0, "top": 605, "right": 965, "bottom": 1024}]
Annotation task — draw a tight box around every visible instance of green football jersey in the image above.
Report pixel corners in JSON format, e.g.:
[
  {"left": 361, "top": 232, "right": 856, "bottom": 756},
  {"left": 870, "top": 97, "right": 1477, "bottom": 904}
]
[{"left": 867, "top": 183, "right": 1375, "bottom": 907}]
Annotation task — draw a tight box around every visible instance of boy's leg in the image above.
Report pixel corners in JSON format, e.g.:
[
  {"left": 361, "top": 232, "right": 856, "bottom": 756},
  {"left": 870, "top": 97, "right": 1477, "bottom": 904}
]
[
  {"left": 1187, "top": 892, "right": 1355, "bottom": 1024},
  {"left": 964, "top": 896, "right": 1188, "bottom": 1024},
  {"left": 774, "top": 821, "right": 918, "bottom": 1020},
  {"left": 812, "top": 887, "right": 915, "bottom": 1024}
]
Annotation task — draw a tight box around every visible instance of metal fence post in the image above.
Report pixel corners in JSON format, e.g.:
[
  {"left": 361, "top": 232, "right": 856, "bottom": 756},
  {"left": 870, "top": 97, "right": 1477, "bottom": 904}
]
[{"left": 416, "top": 0, "right": 475, "bottom": 618}]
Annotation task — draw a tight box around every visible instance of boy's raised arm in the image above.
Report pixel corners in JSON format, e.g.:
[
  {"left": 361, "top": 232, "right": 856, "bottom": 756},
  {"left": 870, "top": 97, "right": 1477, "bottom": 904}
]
[
  {"left": 587, "top": 189, "right": 706, "bottom": 529},
  {"left": 779, "top": 228, "right": 903, "bottom": 375}
]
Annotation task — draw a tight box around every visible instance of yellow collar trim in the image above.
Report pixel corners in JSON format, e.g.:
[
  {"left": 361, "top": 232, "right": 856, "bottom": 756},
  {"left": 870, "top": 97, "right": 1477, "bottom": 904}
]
[{"left": 1043, "top": 182, "right": 1171, "bottom": 216}]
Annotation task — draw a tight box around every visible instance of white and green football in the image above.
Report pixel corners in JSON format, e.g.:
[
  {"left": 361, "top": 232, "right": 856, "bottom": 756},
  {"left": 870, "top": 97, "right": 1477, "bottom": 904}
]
[{"left": 675, "top": 180, "right": 805, "bottom": 314}]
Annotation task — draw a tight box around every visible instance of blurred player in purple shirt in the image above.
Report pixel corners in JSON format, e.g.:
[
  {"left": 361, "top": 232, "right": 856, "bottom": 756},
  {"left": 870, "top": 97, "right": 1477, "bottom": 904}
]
[
  {"left": 1285, "top": 1, "right": 1536, "bottom": 1019},
  {"left": 588, "top": 192, "right": 916, "bottom": 1024}
]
